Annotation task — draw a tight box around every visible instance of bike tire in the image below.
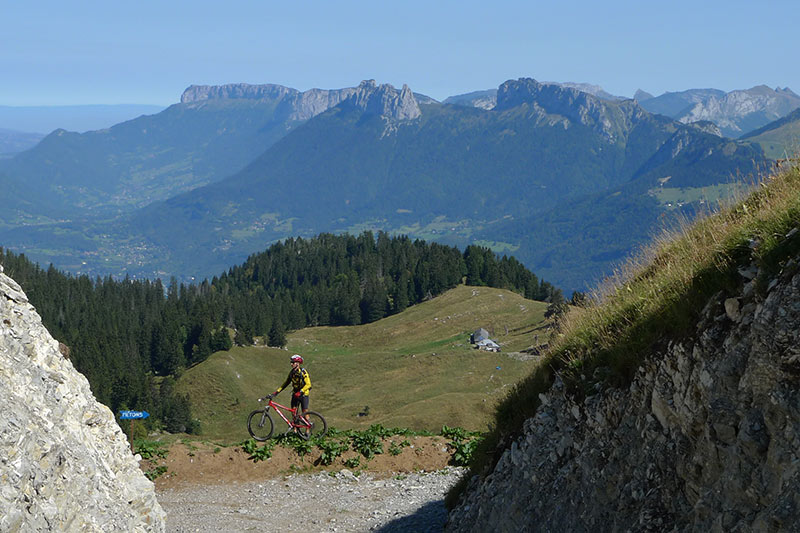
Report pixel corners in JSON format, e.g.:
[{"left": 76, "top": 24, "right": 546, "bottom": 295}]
[
  {"left": 247, "top": 409, "right": 275, "bottom": 441},
  {"left": 297, "top": 411, "right": 327, "bottom": 440}
]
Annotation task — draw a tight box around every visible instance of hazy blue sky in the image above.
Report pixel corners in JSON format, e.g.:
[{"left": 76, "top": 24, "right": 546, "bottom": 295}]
[{"left": 2, "top": 0, "right": 797, "bottom": 105}]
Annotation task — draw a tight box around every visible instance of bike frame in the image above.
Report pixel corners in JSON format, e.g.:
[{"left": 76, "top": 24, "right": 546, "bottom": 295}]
[{"left": 265, "top": 398, "right": 310, "bottom": 430}]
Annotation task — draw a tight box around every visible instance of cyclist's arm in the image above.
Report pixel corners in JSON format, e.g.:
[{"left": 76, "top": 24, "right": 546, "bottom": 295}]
[
  {"left": 274, "top": 373, "right": 292, "bottom": 394},
  {"left": 300, "top": 369, "right": 311, "bottom": 396}
]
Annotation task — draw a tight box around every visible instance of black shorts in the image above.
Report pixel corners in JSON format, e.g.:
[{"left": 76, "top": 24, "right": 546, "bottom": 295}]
[{"left": 291, "top": 393, "right": 309, "bottom": 412}]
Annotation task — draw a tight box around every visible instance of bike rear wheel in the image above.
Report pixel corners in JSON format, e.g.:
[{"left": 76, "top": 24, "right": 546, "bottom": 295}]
[
  {"left": 296, "top": 411, "right": 327, "bottom": 440},
  {"left": 247, "top": 409, "right": 275, "bottom": 441}
]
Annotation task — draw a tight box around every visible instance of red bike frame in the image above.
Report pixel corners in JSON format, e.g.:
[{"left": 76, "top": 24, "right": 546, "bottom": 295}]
[{"left": 263, "top": 397, "right": 311, "bottom": 432}]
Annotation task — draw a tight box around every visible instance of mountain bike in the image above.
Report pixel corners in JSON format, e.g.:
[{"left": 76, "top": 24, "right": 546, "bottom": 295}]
[{"left": 247, "top": 395, "right": 327, "bottom": 441}]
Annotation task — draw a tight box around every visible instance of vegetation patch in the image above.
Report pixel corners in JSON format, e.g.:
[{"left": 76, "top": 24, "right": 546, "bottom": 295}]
[
  {"left": 177, "top": 284, "right": 551, "bottom": 440},
  {"left": 133, "top": 439, "right": 169, "bottom": 460},
  {"left": 241, "top": 438, "right": 276, "bottom": 462},
  {"left": 459, "top": 164, "right": 800, "bottom": 493}
]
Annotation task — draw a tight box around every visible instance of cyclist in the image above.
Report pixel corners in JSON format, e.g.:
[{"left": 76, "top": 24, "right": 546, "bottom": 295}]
[{"left": 269, "top": 354, "right": 312, "bottom": 421}]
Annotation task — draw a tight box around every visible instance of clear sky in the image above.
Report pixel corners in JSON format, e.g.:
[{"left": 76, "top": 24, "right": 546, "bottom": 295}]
[{"left": 2, "top": 0, "right": 797, "bottom": 106}]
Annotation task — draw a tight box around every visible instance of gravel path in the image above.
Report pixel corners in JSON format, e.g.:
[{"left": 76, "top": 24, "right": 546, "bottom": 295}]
[{"left": 157, "top": 467, "right": 466, "bottom": 532}]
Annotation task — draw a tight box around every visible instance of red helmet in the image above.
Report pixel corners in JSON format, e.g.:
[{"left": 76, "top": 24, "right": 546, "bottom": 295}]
[{"left": 290, "top": 354, "right": 303, "bottom": 364}]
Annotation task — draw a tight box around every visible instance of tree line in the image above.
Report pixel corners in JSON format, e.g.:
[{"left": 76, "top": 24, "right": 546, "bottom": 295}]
[{"left": 0, "top": 231, "right": 562, "bottom": 433}]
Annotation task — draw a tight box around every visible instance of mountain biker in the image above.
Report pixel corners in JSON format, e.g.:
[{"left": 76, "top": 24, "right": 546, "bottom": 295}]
[{"left": 269, "top": 354, "right": 312, "bottom": 421}]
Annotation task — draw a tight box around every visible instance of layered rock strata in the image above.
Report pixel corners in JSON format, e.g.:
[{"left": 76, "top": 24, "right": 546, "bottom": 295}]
[
  {"left": 448, "top": 251, "right": 800, "bottom": 531},
  {"left": 0, "top": 265, "right": 165, "bottom": 532}
]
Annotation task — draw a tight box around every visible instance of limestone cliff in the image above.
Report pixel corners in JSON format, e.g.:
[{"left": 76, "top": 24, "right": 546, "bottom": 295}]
[
  {"left": 495, "top": 78, "right": 648, "bottom": 143},
  {"left": 0, "top": 265, "right": 165, "bottom": 532},
  {"left": 180, "top": 80, "right": 421, "bottom": 122},
  {"left": 447, "top": 251, "right": 800, "bottom": 531},
  {"left": 677, "top": 86, "right": 800, "bottom": 138}
]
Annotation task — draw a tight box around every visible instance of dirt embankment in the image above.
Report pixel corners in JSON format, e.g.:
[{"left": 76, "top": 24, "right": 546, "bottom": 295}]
[{"left": 144, "top": 436, "right": 457, "bottom": 491}]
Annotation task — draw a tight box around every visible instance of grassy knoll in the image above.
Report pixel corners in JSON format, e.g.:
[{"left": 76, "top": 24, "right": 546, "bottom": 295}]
[
  {"left": 176, "top": 284, "right": 550, "bottom": 442},
  {"left": 467, "top": 163, "right": 800, "bottom": 480}
]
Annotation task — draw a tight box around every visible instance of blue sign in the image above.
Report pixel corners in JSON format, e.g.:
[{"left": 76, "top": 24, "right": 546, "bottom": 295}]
[{"left": 120, "top": 410, "right": 150, "bottom": 420}]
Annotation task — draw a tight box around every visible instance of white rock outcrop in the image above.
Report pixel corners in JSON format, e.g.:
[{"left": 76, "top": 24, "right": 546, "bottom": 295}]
[{"left": 0, "top": 265, "right": 165, "bottom": 532}]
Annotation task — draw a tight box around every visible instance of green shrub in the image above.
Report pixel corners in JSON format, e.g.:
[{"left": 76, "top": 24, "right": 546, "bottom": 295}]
[
  {"left": 241, "top": 438, "right": 275, "bottom": 462},
  {"left": 133, "top": 439, "right": 168, "bottom": 460},
  {"left": 351, "top": 431, "right": 383, "bottom": 459},
  {"left": 317, "top": 439, "right": 351, "bottom": 465},
  {"left": 451, "top": 437, "right": 480, "bottom": 466},
  {"left": 343, "top": 457, "right": 361, "bottom": 468},
  {"left": 145, "top": 466, "right": 168, "bottom": 480},
  {"left": 388, "top": 439, "right": 411, "bottom": 456}
]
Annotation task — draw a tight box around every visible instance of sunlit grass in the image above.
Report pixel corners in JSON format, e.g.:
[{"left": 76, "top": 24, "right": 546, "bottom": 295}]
[{"left": 177, "top": 284, "right": 551, "bottom": 442}]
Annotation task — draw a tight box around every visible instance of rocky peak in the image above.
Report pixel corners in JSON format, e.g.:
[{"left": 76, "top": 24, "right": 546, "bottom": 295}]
[
  {"left": 495, "top": 78, "right": 644, "bottom": 142},
  {"left": 686, "top": 119, "right": 723, "bottom": 137},
  {"left": 547, "top": 81, "right": 625, "bottom": 101},
  {"left": 341, "top": 80, "right": 422, "bottom": 120},
  {"left": 676, "top": 85, "right": 800, "bottom": 137},
  {"left": 443, "top": 89, "right": 498, "bottom": 110},
  {"left": 0, "top": 265, "right": 164, "bottom": 531},
  {"left": 180, "top": 83, "right": 299, "bottom": 104}
]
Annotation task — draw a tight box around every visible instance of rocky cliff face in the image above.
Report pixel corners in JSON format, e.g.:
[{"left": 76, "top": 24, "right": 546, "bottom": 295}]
[
  {"left": 180, "top": 80, "right": 421, "bottom": 122},
  {"left": 447, "top": 251, "right": 800, "bottom": 531},
  {"left": 180, "top": 83, "right": 298, "bottom": 104},
  {"left": 678, "top": 86, "right": 800, "bottom": 138},
  {"left": 495, "top": 78, "right": 647, "bottom": 143},
  {"left": 340, "top": 80, "right": 421, "bottom": 120},
  {"left": 0, "top": 266, "right": 165, "bottom": 532}
]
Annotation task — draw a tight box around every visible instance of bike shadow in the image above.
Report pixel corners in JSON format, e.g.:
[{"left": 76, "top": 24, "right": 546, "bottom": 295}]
[{"left": 374, "top": 499, "right": 450, "bottom": 532}]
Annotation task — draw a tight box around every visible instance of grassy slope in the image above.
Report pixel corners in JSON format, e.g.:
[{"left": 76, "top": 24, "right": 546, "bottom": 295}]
[
  {"left": 742, "top": 108, "right": 800, "bottom": 160},
  {"left": 748, "top": 125, "right": 800, "bottom": 160},
  {"left": 176, "top": 284, "right": 550, "bottom": 442},
  {"left": 467, "top": 164, "right": 800, "bottom": 479}
]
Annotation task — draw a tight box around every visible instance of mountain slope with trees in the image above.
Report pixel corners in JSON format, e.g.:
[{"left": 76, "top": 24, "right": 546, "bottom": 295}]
[
  {"left": 113, "top": 79, "right": 766, "bottom": 290},
  {"left": 0, "top": 232, "right": 555, "bottom": 433},
  {"left": 0, "top": 83, "right": 371, "bottom": 226},
  {"left": 0, "top": 78, "right": 769, "bottom": 291}
]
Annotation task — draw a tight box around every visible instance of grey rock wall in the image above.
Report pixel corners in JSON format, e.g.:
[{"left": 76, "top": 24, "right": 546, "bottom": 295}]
[
  {"left": 495, "top": 78, "right": 647, "bottom": 143},
  {"left": 448, "top": 253, "right": 800, "bottom": 532},
  {"left": 0, "top": 265, "right": 165, "bottom": 532},
  {"left": 180, "top": 80, "right": 421, "bottom": 122}
]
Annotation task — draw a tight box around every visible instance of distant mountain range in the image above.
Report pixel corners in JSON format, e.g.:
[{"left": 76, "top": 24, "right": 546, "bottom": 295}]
[
  {"left": 0, "top": 82, "right": 398, "bottom": 224},
  {"left": 0, "top": 77, "right": 770, "bottom": 292},
  {"left": 446, "top": 84, "right": 800, "bottom": 141},
  {"left": 636, "top": 86, "right": 800, "bottom": 138}
]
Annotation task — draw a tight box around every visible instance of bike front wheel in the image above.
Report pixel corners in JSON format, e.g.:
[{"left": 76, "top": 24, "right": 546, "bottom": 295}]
[
  {"left": 247, "top": 409, "right": 275, "bottom": 441},
  {"left": 296, "top": 411, "right": 327, "bottom": 440}
]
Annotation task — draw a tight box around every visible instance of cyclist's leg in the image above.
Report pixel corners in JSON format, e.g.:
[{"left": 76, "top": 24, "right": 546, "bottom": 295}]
[
  {"left": 295, "top": 395, "right": 311, "bottom": 436},
  {"left": 300, "top": 395, "right": 309, "bottom": 419},
  {"left": 290, "top": 395, "right": 300, "bottom": 422}
]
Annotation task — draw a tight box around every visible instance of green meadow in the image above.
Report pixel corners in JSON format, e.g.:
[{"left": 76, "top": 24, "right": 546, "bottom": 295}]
[{"left": 176, "top": 284, "right": 550, "bottom": 442}]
